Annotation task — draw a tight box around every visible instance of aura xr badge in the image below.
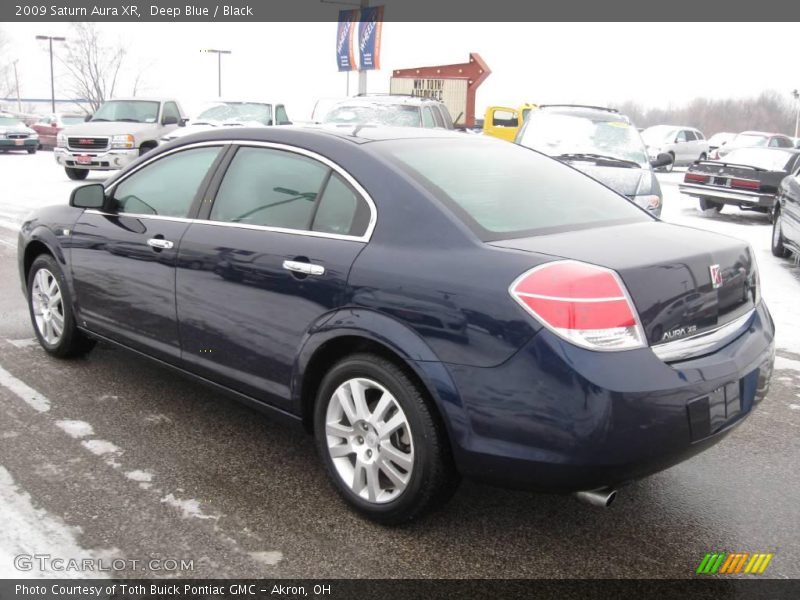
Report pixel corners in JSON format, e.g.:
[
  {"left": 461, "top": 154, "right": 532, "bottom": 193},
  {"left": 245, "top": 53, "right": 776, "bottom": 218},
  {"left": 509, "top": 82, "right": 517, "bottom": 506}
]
[{"left": 710, "top": 264, "right": 723, "bottom": 289}]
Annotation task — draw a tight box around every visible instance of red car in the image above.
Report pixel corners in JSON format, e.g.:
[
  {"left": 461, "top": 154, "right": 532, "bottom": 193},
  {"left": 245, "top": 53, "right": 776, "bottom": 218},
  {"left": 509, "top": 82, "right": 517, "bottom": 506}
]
[{"left": 31, "top": 113, "right": 86, "bottom": 149}]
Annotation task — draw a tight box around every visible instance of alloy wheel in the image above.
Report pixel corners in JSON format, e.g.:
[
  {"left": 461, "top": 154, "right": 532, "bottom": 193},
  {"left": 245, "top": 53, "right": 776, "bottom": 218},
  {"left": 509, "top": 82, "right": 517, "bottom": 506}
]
[
  {"left": 31, "top": 268, "right": 64, "bottom": 345},
  {"left": 325, "top": 377, "right": 414, "bottom": 504}
]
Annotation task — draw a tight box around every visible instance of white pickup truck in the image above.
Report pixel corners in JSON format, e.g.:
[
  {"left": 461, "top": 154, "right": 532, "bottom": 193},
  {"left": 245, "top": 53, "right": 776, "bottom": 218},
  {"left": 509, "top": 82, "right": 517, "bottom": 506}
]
[{"left": 54, "top": 97, "right": 188, "bottom": 180}]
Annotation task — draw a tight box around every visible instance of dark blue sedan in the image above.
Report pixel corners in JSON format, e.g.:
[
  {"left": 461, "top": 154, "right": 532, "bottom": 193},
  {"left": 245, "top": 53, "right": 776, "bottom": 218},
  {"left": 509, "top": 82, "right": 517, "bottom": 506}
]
[{"left": 18, "top": 127, "right": 775, "bottom": 523}]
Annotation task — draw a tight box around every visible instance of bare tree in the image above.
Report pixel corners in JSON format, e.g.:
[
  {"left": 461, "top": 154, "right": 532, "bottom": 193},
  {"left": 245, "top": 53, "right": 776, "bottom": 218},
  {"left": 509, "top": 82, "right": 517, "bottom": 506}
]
[
  {"left": 59, "top": 23, "right": 126, "bottom": 112},
  {"left": 0, "top": 28, "right": 12, "bottom": 98}
]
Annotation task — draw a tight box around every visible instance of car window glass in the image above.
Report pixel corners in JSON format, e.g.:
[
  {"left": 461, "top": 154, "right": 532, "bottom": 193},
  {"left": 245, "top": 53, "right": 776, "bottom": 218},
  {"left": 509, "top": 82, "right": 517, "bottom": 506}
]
[
  {"left": 113, "top": 147, "right": 221, "bottom": 218},
  {"left": 312, "top": 173, "right": 370, "bottom": 237},
  {"left": 421, "top": 107, "right": 436, "bottom": 128},
  {"left": 676, "top": 131, "right": 688, "bottom": 143},
  {"left": 685, "top": 131, "right": 697, "bottom": 141},
  {"left": 276, "top": 105, "right": 290, "bottom": 125},
  {"left": 492, "top": 109, "right": 517, "bottom": 128},
  {"left": 439, "top": 107, "right": 454, "bottom": 128},
  {"left": 431, "top": 107, "right": 445, "bottom": 128},
  {"left": 162, "top": 102, "right": 180, "bottom": 123},
  {"left": 777, "top": 137, "right": 792, "bottom": 148},
  {"left": 210, "top": 147, "right": 328, "bottom": 230},
  {"left": 694, "top": 131, "right": 705, "bottom": 140}
]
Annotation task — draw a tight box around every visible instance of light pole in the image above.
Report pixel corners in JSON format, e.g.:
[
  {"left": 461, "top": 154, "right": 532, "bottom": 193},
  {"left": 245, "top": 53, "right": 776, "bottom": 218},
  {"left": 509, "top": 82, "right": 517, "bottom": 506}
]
[
  {"left": 200, "top": 48, "right": 232, "bottom": 97},
  {"left": 36, "top": 35, "right": 66, "bottom": 113},
  {"left": 793, "top": 89, "right": 800, "bottom": 139}
]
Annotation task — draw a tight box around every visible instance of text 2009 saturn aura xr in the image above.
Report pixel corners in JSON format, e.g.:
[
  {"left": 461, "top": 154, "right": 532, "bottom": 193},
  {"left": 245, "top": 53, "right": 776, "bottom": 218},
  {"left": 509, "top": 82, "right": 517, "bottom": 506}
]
[{"left": 18, "top": 127, "right": 774, "bottom": 523}]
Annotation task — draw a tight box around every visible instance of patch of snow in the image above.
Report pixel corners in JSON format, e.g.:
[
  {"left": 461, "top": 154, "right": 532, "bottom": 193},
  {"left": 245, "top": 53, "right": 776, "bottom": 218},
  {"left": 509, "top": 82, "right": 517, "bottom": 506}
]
[
  {"left": 0, "top": 431, "right": 19, "bottom": 439},
  {"left": 143, "top": 413, "right": 172, "bottom": 424},
  {"left": 56, "top": 420, "right": 94, "bottom": 439},
  {"left": 248, "top": 550, "right": 283, "bottom": 566},
  {"left": 81, "top": 440, "right": 122, "bottom": 456},
  {"left": 124, "top": 470, "right": 153, "bottom": 483},
  {"left": 0, "top": 364, "right": 50, "bottom": 412},
  {"left": 789, "top": 404, "right": 800, "bottom": 411},
  {"left": 160, "top": 493, "right": 218, "bottom": 520},
  {"left": 5, "top": 338, "right": 39, "bottom": 349},
  {"left": 775, "top": 356, "right": 800, "bottom": 372}
]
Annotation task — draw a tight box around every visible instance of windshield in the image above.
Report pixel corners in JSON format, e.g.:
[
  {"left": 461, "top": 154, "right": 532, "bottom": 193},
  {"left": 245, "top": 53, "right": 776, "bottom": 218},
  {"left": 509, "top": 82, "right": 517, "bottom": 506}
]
[
  {"left": 195, "top": 102, "right": 272, "bottom": 125},
  {"left": 323, "top": 103, "right": 421, "bottom": 127},
  {"left": 721, "top": 148, "right": 796, "bottom": 171},
  {"left": 0, "top": 117, "right": 23, "bottom": 127},
  {"left": 641, "top": 126, "right": 677, "bottom": 146},
  {"left": 377, "top": 138, "right": 650, "bottom": 241},
  {"left": 92, "top": 100, "right": 160, "bottom": 123},
  {"left": 729, "top": 133, "right": 769, "bottom": 148},
  {"left": 518, "top": 112, "right": 649, "bottom": 167},
  {"left": 62, "top": 116, "right": 85, "bottom": 125}
]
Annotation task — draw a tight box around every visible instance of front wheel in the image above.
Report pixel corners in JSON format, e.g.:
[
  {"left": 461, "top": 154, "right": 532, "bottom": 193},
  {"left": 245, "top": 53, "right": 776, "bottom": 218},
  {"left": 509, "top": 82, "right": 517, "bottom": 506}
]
[
  {"left": 772, "top": 208, "right": 791, "bottom": 258},
  {"left": 699, "top": 197, "right": 723, "bottom": 213},
  {"left": 27, "top": 255, "right": 96, "bottom": 358},
  {"left": 664, "top": 153, "right": 675, "bottom": 172},
  {"left": 27, "top": 148, "right": 36, "bottom": 155},
  {"left": 65, "top": 167, "right": 89, "bottom": 180},
  {"left": 314, "top": 354, "right": 459, "bottom": 524}
]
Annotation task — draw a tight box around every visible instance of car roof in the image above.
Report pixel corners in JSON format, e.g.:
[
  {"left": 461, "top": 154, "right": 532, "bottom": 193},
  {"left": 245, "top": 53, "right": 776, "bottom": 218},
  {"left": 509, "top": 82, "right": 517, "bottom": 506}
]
[
  {"left": 724, "top": 145, "right": 800, "bottom": 154},
  {"left": 536, "top": 105, "right": 629, "bottom": 122},
  {"left": 104, "top": 97, "right": 171, "bottom": 103},
  {"left": 332, "top": 95, "right": 443, "bottom": 107},
  {"left": 738, "top": 130, "right": 786, "bottom": 136}
]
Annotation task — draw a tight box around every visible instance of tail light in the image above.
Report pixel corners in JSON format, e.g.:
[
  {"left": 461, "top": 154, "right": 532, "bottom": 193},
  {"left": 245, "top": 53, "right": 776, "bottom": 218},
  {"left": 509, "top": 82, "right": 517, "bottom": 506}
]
[
  {"left": 731, "top": 178, "right": 760, "bottom": 190},
  {"left": 685, "top": 173, "right": 709, "bottom": 183},
  {"left": 509, "top": 260, "right": 646, "bottom": 351}
]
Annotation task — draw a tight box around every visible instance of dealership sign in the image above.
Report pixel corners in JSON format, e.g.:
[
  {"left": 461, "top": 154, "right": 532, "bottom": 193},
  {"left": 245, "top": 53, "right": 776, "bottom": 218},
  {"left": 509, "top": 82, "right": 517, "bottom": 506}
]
[{"left": 335, "top": 6, "right": 384, "bottom": 72}]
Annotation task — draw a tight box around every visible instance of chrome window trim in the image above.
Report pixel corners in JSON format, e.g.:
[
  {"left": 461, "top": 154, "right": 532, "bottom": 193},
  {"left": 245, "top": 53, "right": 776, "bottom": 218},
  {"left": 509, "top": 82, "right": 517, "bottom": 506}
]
[
  {"left": 102, "top": 139, "right": 377, "bottom": 243},
  {"left": 651, "top": 308, "right": 755, "bottom": 363}
]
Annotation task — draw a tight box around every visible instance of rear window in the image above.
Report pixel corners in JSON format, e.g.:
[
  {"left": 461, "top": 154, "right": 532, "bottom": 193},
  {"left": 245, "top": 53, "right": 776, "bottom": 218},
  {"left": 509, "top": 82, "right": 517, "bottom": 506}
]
[
  {"left": 376, "top": 138, "right": 651, "bottom": 241},
  {"left": 721, "top": 148, "right": 796, "bottom": 171}
]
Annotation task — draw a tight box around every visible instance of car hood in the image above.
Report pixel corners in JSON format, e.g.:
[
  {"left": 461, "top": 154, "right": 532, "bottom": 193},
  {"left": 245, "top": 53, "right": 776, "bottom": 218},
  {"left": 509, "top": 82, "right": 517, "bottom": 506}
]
[
  {"left": 0, "top": 124, "right": 35, "bottom": 134},
  {"left": 163, "top": 121, "right": 263, "bottom": 140},
  {"left": 61, "top": 121, "right": 157, "bottom": 136},
  {"left": 566, "top": 163, "right": 651, "bottom": 197}
]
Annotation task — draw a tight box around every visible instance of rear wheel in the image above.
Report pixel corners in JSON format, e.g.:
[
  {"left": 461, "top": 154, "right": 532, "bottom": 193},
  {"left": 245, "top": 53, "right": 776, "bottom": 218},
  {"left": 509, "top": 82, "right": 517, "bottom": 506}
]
[
  {"left": 27, "top": 255, "right": 96, "bottom": 358},
  {"left": 65, "top": 167, "right": 88, "bottom": 180},
  {"left": 699, "top": 197, "right": 723, "bottom": 213},
  {"left": 664, "top": 153, "right": 675, "bottom": 172},
  {"left": 772, "top": 208, "right": 791, "bottom": 258},
  {"left": 27, "top": 148, "right": 36, "bottom": 155},
  {"left": 314, "top": 353, "right": 459, "bottom": 524},
  {"left": 699, "top": 152, "right": 707, "bottom": 161}
]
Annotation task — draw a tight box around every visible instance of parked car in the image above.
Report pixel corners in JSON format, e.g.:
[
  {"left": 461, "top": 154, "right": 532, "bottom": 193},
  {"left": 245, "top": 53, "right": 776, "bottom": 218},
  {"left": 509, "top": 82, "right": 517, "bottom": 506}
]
[
  {"left": 0, "top": 114, "right": 39, "bottom": 154},
  {"left": 642, "top": 125, "right": 709, "bottom": 171},
  {"left": 772, "top": 160, "right": 800, "bottom": 259},
  {"left": 319, "top": 95, "right": 454, "bottom": 129},
  {"left": 482, "top": 103, "right": 537, "bottom": 141},
  {"left": 679, "top": 147, "right": 800, "bottom": 216},
  {"left": 54, "top": 97, "right": 188, "bottom": 180},
  {"left": 31, "top": 113, "right": 86, "bottom": 149},
  {"left": 516, "top": 105, "right": 669, "bottom": 215},
  {"left": 160, "top": 101, "right": 291, "bottom": 143},
  {"left": 711, "top": 131, "right": 795, "bottom": 160},
  {"left": 18, "top": 127, "right": 773, "bottom": 523},
  {"left": 707, "top": 132, "right": 737, "bottom": 154}
]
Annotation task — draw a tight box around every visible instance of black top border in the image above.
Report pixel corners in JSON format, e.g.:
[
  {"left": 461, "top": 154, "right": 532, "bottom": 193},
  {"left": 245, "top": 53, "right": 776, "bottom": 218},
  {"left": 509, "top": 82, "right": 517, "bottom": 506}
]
[{"left": 3, "top": 0, "right": 800, "bottom": 22}]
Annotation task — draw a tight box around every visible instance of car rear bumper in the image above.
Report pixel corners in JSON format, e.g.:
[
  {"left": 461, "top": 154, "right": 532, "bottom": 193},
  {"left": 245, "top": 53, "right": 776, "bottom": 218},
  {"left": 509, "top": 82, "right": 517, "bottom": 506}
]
[
  {"left": 444, "top": 301, "right": 774, "bottom": 492},
  {"left": 54, "top": 147, "right": 139, "bottom": 170},
  {"left": 0, "top": 139, "right": 37, "bottom": 149},
  {"left": 679, "top": 183, "right": 774, "bottom": 208}
]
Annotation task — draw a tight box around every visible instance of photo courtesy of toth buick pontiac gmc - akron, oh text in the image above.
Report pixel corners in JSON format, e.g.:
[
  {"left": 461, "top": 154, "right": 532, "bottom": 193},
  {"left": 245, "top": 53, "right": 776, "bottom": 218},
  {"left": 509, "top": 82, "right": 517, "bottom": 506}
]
[{"left": 17, "top": 126, "right": 775, "bottom": 523}]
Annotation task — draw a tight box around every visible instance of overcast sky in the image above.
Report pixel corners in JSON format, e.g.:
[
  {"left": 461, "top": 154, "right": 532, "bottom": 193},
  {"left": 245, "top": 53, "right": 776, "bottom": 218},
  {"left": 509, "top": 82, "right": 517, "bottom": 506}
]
[{"left": 3, "top": 22, "right": 797, "bottom": 120}]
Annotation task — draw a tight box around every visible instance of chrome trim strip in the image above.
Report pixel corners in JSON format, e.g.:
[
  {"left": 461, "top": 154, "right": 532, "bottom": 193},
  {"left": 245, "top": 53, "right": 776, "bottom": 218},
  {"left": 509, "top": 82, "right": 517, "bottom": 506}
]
[
  {"left": 678, "top": 183, "right": 769, "bottom": 203},
  {"left": 652, "top": 308, "right": 755, "bottom": 362},
  {"left": 283, "top": 260, "right": 325, "bottom": 276},
  {"left": 515, "top": 292, "right": 627, "bottom": 303},
  {"left": 102, "top": 139, "right": 377, "bottom": 242}
]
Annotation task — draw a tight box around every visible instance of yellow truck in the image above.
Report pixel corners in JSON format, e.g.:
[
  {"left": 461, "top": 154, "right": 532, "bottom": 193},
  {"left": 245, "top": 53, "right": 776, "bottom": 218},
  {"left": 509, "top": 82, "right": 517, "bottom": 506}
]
[{"left": 482, "top": 103, "right": 537, "bottom": 141}]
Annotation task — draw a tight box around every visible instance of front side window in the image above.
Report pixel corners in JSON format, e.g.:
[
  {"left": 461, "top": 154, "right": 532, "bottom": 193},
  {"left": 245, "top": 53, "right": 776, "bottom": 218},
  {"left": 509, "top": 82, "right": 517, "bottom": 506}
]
[
  {"left": 676, "top": 130, "right": 688, "bottom": 143},
  {"left": 162, "top": 102, "right": 180, "bottom": 123},
  {"left": 210, "top": 147, "right": 328, "bottom": 230},
  {"left": 275, "top": 105, "right": 291, "bottom": 125},
  {"left": 112, "top": 147, "right": 221, "bottom": 217}
]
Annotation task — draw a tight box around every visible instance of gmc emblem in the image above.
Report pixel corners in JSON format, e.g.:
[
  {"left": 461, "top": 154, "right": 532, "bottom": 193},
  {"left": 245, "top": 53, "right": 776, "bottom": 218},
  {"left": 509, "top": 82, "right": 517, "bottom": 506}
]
[
  {"left": 709, "top": 264, "right": 723, "bottom": 289},
  {"left": 78, "top": 139, "right": 94, "bottom": 144}
]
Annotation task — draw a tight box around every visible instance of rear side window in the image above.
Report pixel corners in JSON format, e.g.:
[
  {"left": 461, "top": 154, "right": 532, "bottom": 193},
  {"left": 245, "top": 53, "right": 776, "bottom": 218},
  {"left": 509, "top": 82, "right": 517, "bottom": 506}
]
[
  {"left": 377, "top": 138, "right": 650, "bottom": 241},
  {"left": 312, "top": 174, "right": 371, "bottom": 237},
  {"left": 210, "top": 147, "right": 327, "bottom": 230},
  {"left": 112, "top": 147, "right": 221, "bottom": 217},
  {"left": 492, "top": 109, "right": 517, "bottom": 128},
  {"left": 684, "top": 130, "right": 697, "bottom": 141},
  {"left": 431, "top": 106, "right": 445, "bottom": 128},
  {"left": 439, "top": 107, "right": 454, "bottom": 128},
  {"left": 694, "top": 130, "right": 705, "bottom": 140}
]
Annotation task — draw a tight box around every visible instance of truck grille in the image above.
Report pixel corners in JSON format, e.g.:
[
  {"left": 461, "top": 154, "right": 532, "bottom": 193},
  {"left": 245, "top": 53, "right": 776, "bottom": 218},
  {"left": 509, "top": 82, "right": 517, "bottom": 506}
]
[
  {"left": 68, "top": 137, "right": 109, "bottom": 151},
  {"left": 8, "top": 133, "right": 29, "bottom": 139}
]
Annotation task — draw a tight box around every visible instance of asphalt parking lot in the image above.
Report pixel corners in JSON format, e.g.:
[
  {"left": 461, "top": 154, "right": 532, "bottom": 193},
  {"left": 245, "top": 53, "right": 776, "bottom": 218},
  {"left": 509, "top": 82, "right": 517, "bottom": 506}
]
[{"left": 1, "top": 151, "right": 799, "bottom": 579}]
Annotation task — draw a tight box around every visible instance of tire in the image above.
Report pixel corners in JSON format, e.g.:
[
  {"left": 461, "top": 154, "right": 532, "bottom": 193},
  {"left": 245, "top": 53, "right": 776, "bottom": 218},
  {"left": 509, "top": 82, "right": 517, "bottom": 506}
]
[
  {"left": 139, "top": 144, "right": 156, "bottom": 157},
  {"left": 664, "top": 153, "right": 675, "bottom": 172},
  {"left": 314, "top": 353, "right": 459, "bottom": 524},
  {"left": 27, "top": 254, "right": 96, "bottom": 358},
  {"left": 772, "top": 208, "right": 791, "bottom": 258},
  {"left": 699, "top": 197, "right": 723, "bottom": 213},
  {"left": 28, "top": 147, "right": 37, "bottom": 154},
  {"left": 699, "top": 152, "right": 707, "bottom": 161},
  {"left": 65, "top": 167, "right": 89, "bottom": 180}
]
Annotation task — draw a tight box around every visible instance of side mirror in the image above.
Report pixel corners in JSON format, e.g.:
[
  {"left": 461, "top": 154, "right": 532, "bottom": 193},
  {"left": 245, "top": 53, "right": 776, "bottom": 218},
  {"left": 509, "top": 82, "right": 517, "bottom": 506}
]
[
  {"left": 69, "top": 183, "right": 105, "bottom": 209},
  {"left": 84, "top": 114, "right": 93, "bottom": 122},
  {"left": 650, "top": 153, "right": 673, "bottom": 168},
  {"left": 161, "top": 115, "right": 179, "bottom": 126},
  {"left": 178, "top": 118, "right": 189, "bottom": 127}
]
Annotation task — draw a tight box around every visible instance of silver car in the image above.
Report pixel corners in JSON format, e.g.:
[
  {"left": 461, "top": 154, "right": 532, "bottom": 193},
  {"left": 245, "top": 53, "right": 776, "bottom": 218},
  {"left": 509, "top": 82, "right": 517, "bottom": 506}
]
[{"left": 642, "top": 125, "right": 709, "bottom": 171}]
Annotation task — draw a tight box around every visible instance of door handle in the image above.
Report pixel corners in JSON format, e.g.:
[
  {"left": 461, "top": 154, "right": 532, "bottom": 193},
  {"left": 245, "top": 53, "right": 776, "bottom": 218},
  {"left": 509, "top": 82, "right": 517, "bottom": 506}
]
[
  {"left": 147, "top": 238, "right": 174, "bottom": 250},
  {"left": 282, "top": 260, "right": 325, "bottom": 276}
]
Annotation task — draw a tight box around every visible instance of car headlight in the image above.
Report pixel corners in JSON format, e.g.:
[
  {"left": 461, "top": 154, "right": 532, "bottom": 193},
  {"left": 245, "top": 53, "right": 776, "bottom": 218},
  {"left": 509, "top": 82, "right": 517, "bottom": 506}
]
[
  {"left": 29, "top": 132, "right": 38, "bottom": 139},
  {"left": 56, "top": 133, "right": 66, "bottom": 147},
  {"left": 111, "top": 134, "right": 135, "bottom": 149},
  {"left": 0, "top": 133, "right": 6, "bottom": 140}
]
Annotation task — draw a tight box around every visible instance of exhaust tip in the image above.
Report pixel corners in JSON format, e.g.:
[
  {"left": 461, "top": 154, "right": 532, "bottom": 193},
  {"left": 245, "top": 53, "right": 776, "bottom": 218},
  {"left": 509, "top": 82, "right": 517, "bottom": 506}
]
[{"left": 574, "top": 488, "right": 617, "bottom": 508}]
